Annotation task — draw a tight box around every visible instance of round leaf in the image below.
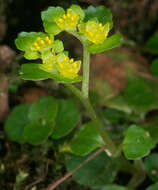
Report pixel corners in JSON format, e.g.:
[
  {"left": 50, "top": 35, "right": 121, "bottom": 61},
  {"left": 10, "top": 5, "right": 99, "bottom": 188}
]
[
  {"left": 28, "top": 96, "right": 58, "bottom": 121},
  {"left": 19, "top": 64, "right": 52, "bottom": 81},
  {"left": 123, "top": 79, "right": 157, "bottom": 106},
  {"left": 52, "top": 99, "right": 80, "bottom": 139},
  {"left": 70, "top": 122, "right": 103, "bottom": 155},
  {"left": 22, "top": 120, "right": 54, "bottom": 145},
  {"left": 123, "top": 125, "right": 153, "bottom": 160},
  {"left": 5, "top": 104, "right": 30, "bottom": 143},
  {"left": 66, "top": 151, "right": 119, "bottom": 189}
]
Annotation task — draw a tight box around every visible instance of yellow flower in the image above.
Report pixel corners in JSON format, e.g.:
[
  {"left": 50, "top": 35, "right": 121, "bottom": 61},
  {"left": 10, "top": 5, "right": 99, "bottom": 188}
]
[
  {"left": 57, "top": 54, "right": 81, "bottom": 78},
  {"left": 32, "top": 36, "right": 53, "bottom": 51},
  {"left": 56, "top": 9, "right": 79, "bottom": 31},
  {"left": 79, "top": 21, "right": 110, "bottom": 44}
]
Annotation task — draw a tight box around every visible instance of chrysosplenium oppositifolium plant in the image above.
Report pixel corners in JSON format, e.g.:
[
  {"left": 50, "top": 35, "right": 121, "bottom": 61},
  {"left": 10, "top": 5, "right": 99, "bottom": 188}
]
[
  {"left": 5, "top": 4, "right": 158, "bottom": 190},
  {"left": 13, "top": 4, "right": 123, "bottom": 154}
]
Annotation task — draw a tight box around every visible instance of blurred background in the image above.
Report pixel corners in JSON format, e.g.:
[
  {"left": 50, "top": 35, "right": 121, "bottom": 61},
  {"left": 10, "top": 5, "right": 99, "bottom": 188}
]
[{"left": 1, "top": 0, "right": 158, "bottom": 189}]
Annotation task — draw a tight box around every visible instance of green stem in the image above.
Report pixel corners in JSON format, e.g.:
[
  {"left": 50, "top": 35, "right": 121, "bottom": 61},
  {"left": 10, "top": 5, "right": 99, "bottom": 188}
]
[
  {"left": 82, "top": 43, "right": 90, "bottom": 99},
  {"left": 66, "top": 84, "right": 117, "bottom": 157},
  {"left": 65, "top": 35, "right": 117, "bottom": 156}
]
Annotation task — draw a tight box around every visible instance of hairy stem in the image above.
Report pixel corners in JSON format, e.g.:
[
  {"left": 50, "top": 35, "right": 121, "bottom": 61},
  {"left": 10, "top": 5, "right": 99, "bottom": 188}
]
[
  {"left": 66, "top": 84, "right": 117, "bottom": 157},
  {"left": 82, "top": 43, "right": 90, "bottom": 99}
]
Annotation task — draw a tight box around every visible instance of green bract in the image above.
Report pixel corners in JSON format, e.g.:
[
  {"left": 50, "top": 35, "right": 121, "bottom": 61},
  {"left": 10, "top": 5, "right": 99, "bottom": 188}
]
[
  {"left": 84, "top": 6, "right": 113, "bottom": 29},
  {"left": 88, "top": 33, "right": 123, "bottom": 53},
  {"left": 15, "top": 32, "right": 53, "bottom": 59},
  {"left": 41, "top": 6, "right": 65, "bottom": 35},
  {"left": 19, "top": 63, "right": 82, "bottom": 83},
  {"left": 41, "top": 5, "right": 84, "bottom": 34}
]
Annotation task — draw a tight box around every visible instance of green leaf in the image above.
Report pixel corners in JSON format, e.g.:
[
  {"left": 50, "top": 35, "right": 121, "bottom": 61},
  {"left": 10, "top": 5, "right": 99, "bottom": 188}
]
[
  {"left": 146, "top": 183, "right": 158, "bottom": 190},
  {"left": 70, "top": 4, "right": 85, "bottom": 20},
  {"left": 41, "top": 6, "right": 64, "bottom": 35},
  {"left": 123, "top": 125, "right": 153, "bottom": 160},
  {"left": 145, "top": 153, "right": 158, "bottom": 182},
  {"left": 150, "top": 59, "right": 158, "bottom": 77},
  {"left": 41, "top": 6, "right": 65, "bottom": 22},
  {"left": 19, "top": 64, "right": 51, "bottom": 81},
  {"left": 53, "top": 40, "right": 64, "bottom": 53},
  {"left": 84, "top": 6, "right": 113, "bottom": 29},
  {"left": 22, "top": 120, "right": 54, "bottom": 145},
  {"left": 70, "top": 122, "right": 103, "bottom": 156},
  {"left": 5, "top": 104, "right": 30, "bottom": 143},
  {"left": 101, "top": 185, "right": 128, "bottom": 190},
  {"left": 50, "top": 74, "right": 82, "bottom": 83},
  {"left": 24, "top": 51, "right": 40, "bottom": 60},
  {"left": 19, "top": 64, "right": 82, "bottom": 83},
  {"left": 123, "top": 79, "right": 157, "bottom": 106},
  {"left": 146, "top": 32, "right": 158, "bottom": 54},
  {"left": 66, "top": 151, "right": 119, "bottom": 189},
  {"left": 88, "top": 33, "right": 123, "bottom": 54},
  {"left": 43, "top": 21, "right": 62, "bottom": 35},
  {"left": 52, "top": 99, "right": 80, "bottom": 139},
  {"left": 28, "top": 96, "right": 58, "bottom": 121}
]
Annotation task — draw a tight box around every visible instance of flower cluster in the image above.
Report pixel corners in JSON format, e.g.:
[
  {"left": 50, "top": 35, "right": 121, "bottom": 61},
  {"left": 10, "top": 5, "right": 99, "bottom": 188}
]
[
  {"left": 15, "top": 32, "right": 81, "bottom": 79},
  {"left": 32, "top": 36, "right": 52, "bottom": 51},
  {"left": 40, "top": 53, "right": 81, "bottom": 79},
  {"left": 15, "top": 5, "right": 114, "bottom": 82},
  {"left": 56, "top": 9, "right": 79, "bottom": 31},
  {"left": 79, "top": 21, "right": 110, "bottom": 44},
  {"left": 57, "top": 54, "right": 81, "bottom": 78}
]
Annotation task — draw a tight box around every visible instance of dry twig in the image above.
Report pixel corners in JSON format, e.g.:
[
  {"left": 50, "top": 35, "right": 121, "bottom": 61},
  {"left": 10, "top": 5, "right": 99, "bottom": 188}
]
[
  {"left": 24, "top": 160, "right": 50, "bottom": 190},
  {"left": 44, "top": 146, "right": 106, "bottom": 190}
]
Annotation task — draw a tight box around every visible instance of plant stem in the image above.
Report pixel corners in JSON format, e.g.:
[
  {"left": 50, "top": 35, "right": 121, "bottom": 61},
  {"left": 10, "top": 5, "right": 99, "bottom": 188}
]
[
  {"left": 82, "top": 43, "right": 90, "bottom": 99},
  {"left": 66, "top": 84, "right": 117, "bottom": 157}
]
